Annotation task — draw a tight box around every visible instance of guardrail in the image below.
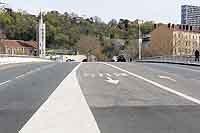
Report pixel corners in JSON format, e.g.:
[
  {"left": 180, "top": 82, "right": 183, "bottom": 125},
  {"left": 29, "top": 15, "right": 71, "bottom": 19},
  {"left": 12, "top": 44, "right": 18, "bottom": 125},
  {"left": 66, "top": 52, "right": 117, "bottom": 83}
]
[
  {"left": 140, "top": 55, "right": 199, "bottom": 64},
  {"left": 0, "top": 54, "right": 40, "bottom": 58}
]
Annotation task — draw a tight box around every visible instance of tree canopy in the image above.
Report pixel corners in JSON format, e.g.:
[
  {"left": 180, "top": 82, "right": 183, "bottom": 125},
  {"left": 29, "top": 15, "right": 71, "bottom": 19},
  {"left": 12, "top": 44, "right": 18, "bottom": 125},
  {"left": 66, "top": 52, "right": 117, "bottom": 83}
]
[{"left": 0, "top": 8, "right": 154, "bottom": 60}]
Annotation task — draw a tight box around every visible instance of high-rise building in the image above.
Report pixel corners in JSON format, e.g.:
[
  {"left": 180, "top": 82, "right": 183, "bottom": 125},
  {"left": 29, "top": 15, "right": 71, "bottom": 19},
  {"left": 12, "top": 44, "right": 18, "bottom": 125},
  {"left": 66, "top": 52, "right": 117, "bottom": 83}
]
[
  {"left": 181, "top": 5, "right": 200, "bottom": 27},
  {"left": 36, "top": 11, "right": 46, "bottom": 57}
]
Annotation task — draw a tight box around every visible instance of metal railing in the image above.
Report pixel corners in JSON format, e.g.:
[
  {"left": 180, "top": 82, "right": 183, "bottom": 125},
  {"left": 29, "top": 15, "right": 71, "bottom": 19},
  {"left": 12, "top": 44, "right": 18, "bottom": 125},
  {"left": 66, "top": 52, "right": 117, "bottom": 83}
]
[
  {"left": 141, "top": 55, "right": 199, "bottom": 64},
  {"left": 0, "top": 54, "right": 39, "bottom": 58}
]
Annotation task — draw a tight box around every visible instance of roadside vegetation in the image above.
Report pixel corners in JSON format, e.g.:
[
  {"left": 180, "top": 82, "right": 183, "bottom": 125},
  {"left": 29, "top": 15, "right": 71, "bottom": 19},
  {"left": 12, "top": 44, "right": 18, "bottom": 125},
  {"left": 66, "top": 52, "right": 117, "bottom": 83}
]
[{"left": 0, "top": 8, "right": 154, "bottom": 60}]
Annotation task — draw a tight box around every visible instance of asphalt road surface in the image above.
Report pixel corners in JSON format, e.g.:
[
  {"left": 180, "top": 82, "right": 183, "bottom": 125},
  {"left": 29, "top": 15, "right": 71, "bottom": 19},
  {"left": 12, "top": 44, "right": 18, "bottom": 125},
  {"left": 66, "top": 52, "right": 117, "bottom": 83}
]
[
  {"left": 77, "top": 62, "right": 200, "bottom": 133},
  {"left": 0, "top": 62, "right": 78, "bottom": 133},
  {"left": 1, "top": 62, "right": 200, "bottom": 133}
]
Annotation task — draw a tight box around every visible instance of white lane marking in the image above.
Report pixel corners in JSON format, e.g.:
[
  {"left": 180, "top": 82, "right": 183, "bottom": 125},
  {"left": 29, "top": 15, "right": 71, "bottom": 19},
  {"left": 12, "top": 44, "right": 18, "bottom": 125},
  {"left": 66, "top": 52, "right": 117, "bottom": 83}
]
[
  {"left": 113, "top": 73, "right": 129, "bottom": 77},
  {"left": 99, "top": 73, "right": 104, "bottom": 77},
  {"left": 106, "top": 73, "right": 111, "bottom": 77},
  {"left": 0, "top": 63, "right": 56, "bottom": 87},
  {"left": 91, "top": 74, "right": 96, "bottom": 78},
  {"left": 83, "top": 73, "right": 96, "bottom": 78},
  {"left": 158, "top": 75, "right": 177, "bottom": 82},
  {"left": 83, "top": 73, "right": 90, "bottom": 77},
  {"left": 26, "top": 70, "right": 34, "bottom": 75},
  {"left": 121, "top": 73, "right": 128, "bottom": 77},
  {"left": 104, "top": 63, "right": 200, "bottom": 104},
  {"left": 0, "top": 80, "right": 11, "bottom": 86},
  {"left": 84, "top": 73, "right": 128, "bottom": 78},
  {"left": 16, "top": 74, "right": 25, "bottom": 79},
  {"left": 20, "top": 63, "right": 100, "bottom": 133},
  {"left": 105, "top": 77, "right": 119, "bottom": 85},
  {"left": 113, "top": 73, "right": 119, "bottom": 76}
]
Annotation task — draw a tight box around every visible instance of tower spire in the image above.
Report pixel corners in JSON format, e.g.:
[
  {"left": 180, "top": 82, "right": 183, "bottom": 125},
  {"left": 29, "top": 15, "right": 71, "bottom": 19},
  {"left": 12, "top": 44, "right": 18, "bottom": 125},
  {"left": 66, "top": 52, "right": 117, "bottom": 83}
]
[
  {"left": 37, "top": 10, "right": 46, "bottom": 58},
  {"left": 40, "top": 10, "right": 43, "bottom": 24}
]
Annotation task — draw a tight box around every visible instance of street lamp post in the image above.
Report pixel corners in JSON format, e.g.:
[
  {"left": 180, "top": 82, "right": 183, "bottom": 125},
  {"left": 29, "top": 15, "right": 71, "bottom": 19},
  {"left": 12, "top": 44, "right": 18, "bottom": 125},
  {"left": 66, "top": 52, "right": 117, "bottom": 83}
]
[{"left": 138, "top": 23, "right": 142, "bottom": 60}]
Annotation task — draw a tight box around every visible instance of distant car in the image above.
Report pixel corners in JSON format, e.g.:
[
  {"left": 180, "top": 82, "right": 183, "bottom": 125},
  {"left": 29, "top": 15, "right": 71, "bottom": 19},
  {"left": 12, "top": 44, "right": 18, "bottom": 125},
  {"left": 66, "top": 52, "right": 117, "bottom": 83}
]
[
  {"left": 117, "top": 55, "right": 126, "bottom": 62},
  {"left": 82, "top": 59, "right": 88, "bottom": 62},
  {"left": 112, "top": 56, "right": 118, "bottom": 62},
  {"left": 66, "top": 59, "right": 76, "bottom": 62}
]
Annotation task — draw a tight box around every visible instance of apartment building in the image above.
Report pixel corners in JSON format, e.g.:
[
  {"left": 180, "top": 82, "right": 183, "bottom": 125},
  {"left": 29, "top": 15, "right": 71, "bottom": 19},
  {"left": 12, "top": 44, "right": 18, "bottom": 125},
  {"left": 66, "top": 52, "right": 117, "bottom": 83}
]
[{"left": 145, "top": 24, "right": 200, "bottom": 56}]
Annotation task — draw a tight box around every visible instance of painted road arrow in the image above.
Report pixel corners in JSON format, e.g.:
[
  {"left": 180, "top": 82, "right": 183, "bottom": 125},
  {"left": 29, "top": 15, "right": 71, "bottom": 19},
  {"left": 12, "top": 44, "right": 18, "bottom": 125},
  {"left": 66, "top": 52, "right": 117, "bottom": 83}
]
[{"left": 105, "top": 77, "right": 119, "bottom": 85}]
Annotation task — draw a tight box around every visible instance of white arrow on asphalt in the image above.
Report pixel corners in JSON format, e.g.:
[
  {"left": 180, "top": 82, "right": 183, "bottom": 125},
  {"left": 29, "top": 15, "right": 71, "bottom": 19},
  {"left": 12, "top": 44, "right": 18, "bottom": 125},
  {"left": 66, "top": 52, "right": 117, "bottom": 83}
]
[
  {"left": 99, "top": 73, "right": 104, "bottom": 77},
  {"left": 105, "top": 77, "right": 119, "bottom": 85},
  {"left": 83, "top": 73, "right": 96, "bottom": 78}
]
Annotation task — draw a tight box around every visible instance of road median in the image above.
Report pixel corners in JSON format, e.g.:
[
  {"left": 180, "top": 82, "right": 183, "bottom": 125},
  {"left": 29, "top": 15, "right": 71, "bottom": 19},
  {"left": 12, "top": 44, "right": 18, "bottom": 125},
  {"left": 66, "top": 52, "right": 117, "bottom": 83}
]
[{"left": 19, "top": 63, "right": 100, "bottom": 133}]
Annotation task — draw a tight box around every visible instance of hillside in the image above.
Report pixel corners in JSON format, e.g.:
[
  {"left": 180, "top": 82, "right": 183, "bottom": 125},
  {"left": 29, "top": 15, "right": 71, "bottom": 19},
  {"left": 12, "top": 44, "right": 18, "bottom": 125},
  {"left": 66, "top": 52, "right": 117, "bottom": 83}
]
[{"left": 0, "top": 8, "right": 154, "bottom": 60}]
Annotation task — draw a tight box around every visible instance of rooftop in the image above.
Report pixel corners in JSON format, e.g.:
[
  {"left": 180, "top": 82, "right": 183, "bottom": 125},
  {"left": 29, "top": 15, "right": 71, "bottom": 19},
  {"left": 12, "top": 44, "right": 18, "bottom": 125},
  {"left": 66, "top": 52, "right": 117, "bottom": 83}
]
[{"left": 0, "top": 40, "right": 37, "bottom": 49}]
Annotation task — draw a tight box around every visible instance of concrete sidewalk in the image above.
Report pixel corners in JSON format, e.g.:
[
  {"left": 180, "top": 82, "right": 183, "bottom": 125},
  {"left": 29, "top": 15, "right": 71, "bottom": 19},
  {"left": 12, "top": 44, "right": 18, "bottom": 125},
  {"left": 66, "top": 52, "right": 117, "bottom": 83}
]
[{"left": 19, "top": 63, "right": 100, "bottom": 133}]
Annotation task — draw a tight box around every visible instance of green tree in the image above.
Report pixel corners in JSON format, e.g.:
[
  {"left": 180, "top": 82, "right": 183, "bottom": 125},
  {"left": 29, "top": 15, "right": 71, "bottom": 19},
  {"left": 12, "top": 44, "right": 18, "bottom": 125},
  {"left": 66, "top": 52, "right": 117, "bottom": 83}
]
[{"left": 141, "top": 21, "right": 154, "bottom": 34}]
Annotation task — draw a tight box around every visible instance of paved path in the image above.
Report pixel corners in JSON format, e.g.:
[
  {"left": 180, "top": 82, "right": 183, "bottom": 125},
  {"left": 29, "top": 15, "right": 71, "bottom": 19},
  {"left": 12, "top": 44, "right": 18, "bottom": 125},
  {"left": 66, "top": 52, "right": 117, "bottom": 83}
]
[{"left": 1, "top": 62, "right": 200, "bottom": 133}]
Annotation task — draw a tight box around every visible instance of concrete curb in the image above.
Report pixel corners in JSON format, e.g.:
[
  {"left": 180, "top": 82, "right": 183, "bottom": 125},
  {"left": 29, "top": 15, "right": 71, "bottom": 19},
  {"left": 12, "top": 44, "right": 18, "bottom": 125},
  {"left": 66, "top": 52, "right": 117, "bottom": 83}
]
[
  {"left": 136, "top": 60, "right": 200, "bottom": 67},
  {"left": 19, "top": 63, "right": 100, "bottom": 133}
]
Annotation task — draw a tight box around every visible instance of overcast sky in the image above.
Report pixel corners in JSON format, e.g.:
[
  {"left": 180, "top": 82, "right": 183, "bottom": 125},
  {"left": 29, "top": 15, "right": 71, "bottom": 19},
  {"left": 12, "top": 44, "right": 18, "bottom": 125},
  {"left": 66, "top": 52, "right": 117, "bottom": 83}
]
[{"left": 5, "top": 0, "right": 200, "bottom": 23}]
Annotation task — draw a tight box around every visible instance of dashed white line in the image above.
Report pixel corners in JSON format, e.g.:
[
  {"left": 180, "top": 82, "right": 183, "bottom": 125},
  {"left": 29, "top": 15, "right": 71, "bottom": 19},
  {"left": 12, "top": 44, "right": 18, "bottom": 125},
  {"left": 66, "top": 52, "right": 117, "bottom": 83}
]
[
  {"left": 91, "top": 74, "right": 96, "bottom": 78},
  {"left": 0, "top": 80, "right": 12, "bottom": 86},
  {"left": 106, "top": 73, "right": 111, "bottom": 77},
  {"left": 158, "top": 75, "right": 177, "bottom": 82},
  {"left": 104, "top": 63, "right": 200, "bottom": 105},
  {"left": 0, "top": 63, "right": 56, "bottom": 86},
  {"left": 113, "top": 73, "right": 129, "bottom": 77},
  {"left": 16, "top": 74, "right": 26, "bottom": 79},
  {"left": 83, "top": 73, "right": 90, "bottom": 77},
  {"left": 121, "top": 73, "right": 128, "bottom": 77},
  {"left": 99, "top": 73, "right": 104, "bottom": 77}
]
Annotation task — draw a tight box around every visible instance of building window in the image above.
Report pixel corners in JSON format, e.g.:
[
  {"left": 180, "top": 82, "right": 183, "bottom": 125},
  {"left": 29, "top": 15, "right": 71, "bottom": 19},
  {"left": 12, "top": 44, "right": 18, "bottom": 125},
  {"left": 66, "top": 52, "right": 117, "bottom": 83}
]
[
  {"left": 186, "top": 35, "right": 188, "bottom": 39},
  {"left": 179, "top": 48, "right": 181, "bottom": 52},
  {"left": 174, "top": 34, "right": 177, "bottom": 38}
]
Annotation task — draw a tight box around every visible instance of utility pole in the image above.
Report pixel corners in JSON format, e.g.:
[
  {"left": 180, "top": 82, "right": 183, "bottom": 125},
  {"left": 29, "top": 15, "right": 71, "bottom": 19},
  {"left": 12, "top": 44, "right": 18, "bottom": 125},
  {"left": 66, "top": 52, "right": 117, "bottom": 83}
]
[{"left": 138, "top": 22, "right": 142, "bottom": 60}]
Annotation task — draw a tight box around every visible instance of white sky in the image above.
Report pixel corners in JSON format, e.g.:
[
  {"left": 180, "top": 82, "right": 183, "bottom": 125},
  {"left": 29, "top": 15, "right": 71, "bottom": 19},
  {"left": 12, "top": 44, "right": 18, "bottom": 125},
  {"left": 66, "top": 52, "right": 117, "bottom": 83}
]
[{"left": 5, "top": 0, "right": 200, "bottom": 23}]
